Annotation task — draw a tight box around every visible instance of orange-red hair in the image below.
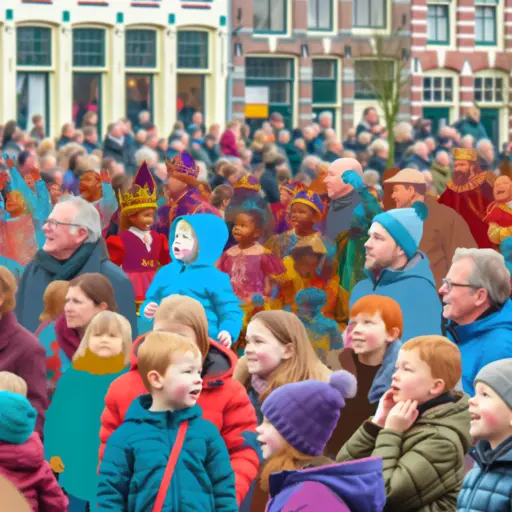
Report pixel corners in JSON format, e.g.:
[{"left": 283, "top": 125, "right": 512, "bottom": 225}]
[
  {"left": 401, "top": 336, "right": 461, "bottom": 391},
  {"left": 350, "top": 295, "right": 403, "bottom": 338}
]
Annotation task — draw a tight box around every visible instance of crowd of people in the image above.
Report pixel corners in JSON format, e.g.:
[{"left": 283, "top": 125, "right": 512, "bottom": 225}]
[{"left": 0, "top": 103, "right": 511, "bottom": 512}]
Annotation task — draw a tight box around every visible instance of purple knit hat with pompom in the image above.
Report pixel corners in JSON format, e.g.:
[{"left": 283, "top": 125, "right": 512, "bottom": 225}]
[{"left": 261, "top": 371, "right": 357, "bottom": 456}]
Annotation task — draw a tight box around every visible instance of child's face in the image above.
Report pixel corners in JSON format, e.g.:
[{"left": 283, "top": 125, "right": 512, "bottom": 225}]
[
  {"left": 391, "top": 349, "right": 444, "bottom": 405},
  {"left": 154, "top": 351, "right": 203, "bottom": 410},
  {"left": 245, "top": 319, "right": 293, "bottom": 378},
  {"left": 89, "top": 330, "right": 123, "bottom": 359},
  {"left": 290, "top": 203, "right": 317, "bottom": 229},
  {"left": 232, "top": 213, "right": 259, "bottom": 244},
  {"left": 349, "top": 312, "right": 393, "bottom": 357},
  {"left": 130, "top": 208, "right": 155, "bottom": 232},
  {"left": 279, "top": 189, "right": 293, "bottom": 206},
  {"left": 172, "top": 221, "right": 197, "bottom": 262},
  {"left": 256, "top": 417, "right": 286, "bottom": 459},
  {"left": 293, "top": 253, "right": 321, "bottom": 279},
  {"left": 469, "top": 382, "right": 512, "bottom": 445}
]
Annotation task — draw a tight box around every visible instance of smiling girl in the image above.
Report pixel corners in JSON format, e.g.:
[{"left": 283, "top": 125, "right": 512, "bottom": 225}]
[{"left": 44, "top": 311, "right": 132, "bottom": 512}]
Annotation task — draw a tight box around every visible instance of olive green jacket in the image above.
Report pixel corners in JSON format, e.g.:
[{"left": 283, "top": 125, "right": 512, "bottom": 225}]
[{"left": 337, "top": 393, "right": 472, "bottom": 512}]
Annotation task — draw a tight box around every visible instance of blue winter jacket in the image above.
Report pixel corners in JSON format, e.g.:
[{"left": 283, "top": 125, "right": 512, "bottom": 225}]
[
  {"left": 457, "top": 436, "right": 512, "bottom": 512},
  {"left": 350, "top": 252, "right": 443, "bottom": 342},
  {"left": 141, "top": 214, "right": 243, "bottom": 341},
  {"left": 97, "top": 395, "right": 238, "bottom": 512},
  {"left": 446, "top": 299, "right": 512, "bottom": 395}
]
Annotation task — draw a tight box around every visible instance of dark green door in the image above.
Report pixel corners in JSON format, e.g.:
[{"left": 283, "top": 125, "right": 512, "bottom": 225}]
[
  {"left": 245, "top": 57, "right": 294, "bottom": 131},
  {"left": 479, "top": 108, "right": 500, "bottom": 148},
  {"left": 423, "top": 107, "right": 450, "bottom": 136}
]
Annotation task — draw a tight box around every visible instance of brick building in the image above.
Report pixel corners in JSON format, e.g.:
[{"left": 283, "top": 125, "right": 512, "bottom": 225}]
[
  {"left": 230, "top": 0, "right": 512, "bottom": 147},
  {"left": 410, "top": 0, "right": 512, "bottom": 147}
]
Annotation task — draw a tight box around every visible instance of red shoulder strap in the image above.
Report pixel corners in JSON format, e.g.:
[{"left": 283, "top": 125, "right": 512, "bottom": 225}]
[{"left": 152, "top": 421, "right": 189, "bottom": 512}]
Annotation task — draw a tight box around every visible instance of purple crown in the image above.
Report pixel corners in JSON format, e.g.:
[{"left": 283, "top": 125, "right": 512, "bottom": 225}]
[
  {"left": 292, "top": 189, "right": 324, "bottom": 215},
  {"left": 166, "top": 151, "right": 199, "bottom": 179}
]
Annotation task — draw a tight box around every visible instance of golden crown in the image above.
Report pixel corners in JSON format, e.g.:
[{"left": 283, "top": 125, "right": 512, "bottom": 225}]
[
  {"left": 118, "top": 183, "right": 157, "bottom": 216},
  {"left": 453, "top": 148, "right": 477, "bottom": 162},
  {"left": 234, "top": 174, "right": 261, "bottom": 191}
]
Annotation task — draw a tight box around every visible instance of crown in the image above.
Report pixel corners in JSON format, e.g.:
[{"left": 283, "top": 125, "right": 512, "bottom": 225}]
[
  {"left": 119, "top": 161, "right": 157, "bottom": 215},
  {"left": 165, "top": 151, "right": 199, "bottom": 180},
  {"left": 234, "top": 174, "right": 261, "bottom": 191},
  {"left": 453, "top": 148, "right": 477, "bottom": 162},
  {"left": 291, "top": 189, "right": 324, "bottom": 215}
]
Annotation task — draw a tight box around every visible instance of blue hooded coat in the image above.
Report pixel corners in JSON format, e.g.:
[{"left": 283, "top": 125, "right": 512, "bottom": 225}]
[
  {"left": 446, "top": 299, "right": 512, "bottom": 395},
  {"left": 141, "top": 214, "right": 243, "bottom": 342},
  {"left": 266, "top": 457, "right": 386, "bottom": 512},
  {"left": 97, "top": 395, "right": 238, "bottom": 512},
  {"left": 350, "top": 252, "right": 442, "bottom": 342}
]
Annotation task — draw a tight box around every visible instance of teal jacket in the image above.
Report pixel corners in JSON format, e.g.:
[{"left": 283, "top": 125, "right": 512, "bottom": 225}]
[
  {"left": 97, "top": 395, "right": 238, "bottom": 512},
  {"left": 44, "top": 364, "right": 127, "bottom": 504}
]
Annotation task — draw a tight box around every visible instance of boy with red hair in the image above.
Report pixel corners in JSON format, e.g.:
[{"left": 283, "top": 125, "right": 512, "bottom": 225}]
[
  {"left": 325, "top": 295, "right": 402, "bottom": 456},
  {"left": 337, "top": 335, "right": 472, "bottom": 511}
]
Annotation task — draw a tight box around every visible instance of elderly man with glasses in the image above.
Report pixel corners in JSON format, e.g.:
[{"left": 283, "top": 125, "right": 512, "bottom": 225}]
[
  {"left": 441, "top": 248, "right": 512, "bottom": 395},
  {"left": 15, "top": 195, "right": 137, "bottom": 335}
]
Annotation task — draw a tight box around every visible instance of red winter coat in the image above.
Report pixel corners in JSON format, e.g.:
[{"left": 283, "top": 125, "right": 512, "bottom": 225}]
[
  {"left": 220, "top": 129, "right": 240, "bottom": 157},
  {"left": 0, "top": 433, "right": 68, "bottom": 511},
  {"left": 99, "top": 335, "right": 260, "bottom": 505}
]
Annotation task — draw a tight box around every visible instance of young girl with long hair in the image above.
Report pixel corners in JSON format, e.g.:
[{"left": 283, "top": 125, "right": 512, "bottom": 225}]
[
  {"left": 234, "top": 310, "right": 332, "bottom": 423},
  {"left": 255, "top": 372, "right": 386, "bottom": 512},
  {"left": 44, "top": 311, "right": 132, "bottom": 511},
  {"left": 100, "top": 294, "right": 260, "bottom": 506}
]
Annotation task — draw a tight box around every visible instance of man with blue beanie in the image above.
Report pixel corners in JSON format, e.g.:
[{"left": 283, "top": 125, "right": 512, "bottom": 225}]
[{"left": 350, "top": 201, "right": 443, "bottom": 342}]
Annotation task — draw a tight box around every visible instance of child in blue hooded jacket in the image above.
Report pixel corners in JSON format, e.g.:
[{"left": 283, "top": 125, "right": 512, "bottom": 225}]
[
  {"left": 142, "top": 213, "right": 243, "bottom": 347},
  {"left": 97, "top": 332, "right": 238, "bottom": 512}
]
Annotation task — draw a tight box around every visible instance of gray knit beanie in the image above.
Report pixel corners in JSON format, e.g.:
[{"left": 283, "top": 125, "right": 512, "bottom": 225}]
[{"left": 474, "top": 359, "right": 512, "bottom": 409}]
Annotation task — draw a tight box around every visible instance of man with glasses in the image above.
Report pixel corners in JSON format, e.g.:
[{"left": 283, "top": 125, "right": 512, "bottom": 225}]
[
  {"left": 441, "top": 248, "right": 512, "bottom": 395},
  {"left": 14, "top": 195, "right": 137, "bottom": 336}
]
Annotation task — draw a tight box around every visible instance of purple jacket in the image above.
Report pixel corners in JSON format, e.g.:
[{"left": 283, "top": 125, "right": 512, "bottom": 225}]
[
  {"left": 266, "top": 457, "right": 385, "bottom": 512},
  {"left": 0, "top": 313, "right": 48, "bottom": 436}
]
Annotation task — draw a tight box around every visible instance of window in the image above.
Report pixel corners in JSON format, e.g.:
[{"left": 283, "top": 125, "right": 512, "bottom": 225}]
[
  {"left": 422, "top": 76, "right": 453, "bottom": 102},
  {"left": 427, "top": 3, "right": 449, "bottom": 44},
  {"left": 312, "top": 60, "right": 337, "bottom": 104},
  {"left": 308, "top": 0, "right": 332, "bottom": 31},
  {"left": 177, "top": 31, "right": 208, "bottom": 69},
  {"left": 17, "top": 27, "right": 52, "bottom": 66},
  {"left": 353, "top": 0, "right": 386, "bottom": 28},
  {"left": 126, "top": 30, "right": 157, "bottom": 68},
  {"left": 475, "top": 0, "right": 497, "bottom": 45},
  {"left": 474, "top": 76, "right": 503, "bottom": 103},
  {"left": 246, "top": 57, "right": 294, "bottom": 129},
  {"left": 254, "top": 0, "right": 286, "bottom": 33},
  {"left": 354, "top": 60, "right": 393, "bottom": 99},
  {"left": 73, "top": 28, "right": 106, "bottom": 67}
]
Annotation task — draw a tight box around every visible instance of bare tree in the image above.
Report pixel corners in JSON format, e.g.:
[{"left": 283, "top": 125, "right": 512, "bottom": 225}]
[{"left": 354, "top": 27, "right": 410, "bottom": 167}]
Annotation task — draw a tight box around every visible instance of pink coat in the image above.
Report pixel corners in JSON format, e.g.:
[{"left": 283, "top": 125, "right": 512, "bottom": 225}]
[
  {"left": 220, "top": 129, "right": 240, "bottom": 157},
  {"left": 0, "top": 433, "right": 68, "bottom": 511}
]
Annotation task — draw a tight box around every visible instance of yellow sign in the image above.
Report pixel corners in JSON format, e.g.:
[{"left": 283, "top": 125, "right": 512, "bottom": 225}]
[{"left": 245, "top": 104, "right": 269, "bottom": 119}]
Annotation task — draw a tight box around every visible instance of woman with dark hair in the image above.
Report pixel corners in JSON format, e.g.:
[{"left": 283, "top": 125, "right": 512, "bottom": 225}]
[{"left": 48, "top": 273, "right": 118, "bottom": 392}]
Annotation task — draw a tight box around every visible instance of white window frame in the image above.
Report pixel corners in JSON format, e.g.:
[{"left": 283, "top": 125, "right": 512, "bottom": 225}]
[
  {"left": 421, "top": 69, "right": 459, "bottom": 121},
  {"left": 426, "top": 0, "right": 452, "bottom": 47}
]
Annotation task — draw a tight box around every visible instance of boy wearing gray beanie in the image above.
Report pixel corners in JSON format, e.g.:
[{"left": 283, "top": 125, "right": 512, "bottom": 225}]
[{"left": 457, "top": 359, "right": 512, "bottom": 511}]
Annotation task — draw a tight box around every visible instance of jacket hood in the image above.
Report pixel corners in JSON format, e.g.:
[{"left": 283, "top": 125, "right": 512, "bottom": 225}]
[
  {"left": 269, "top": 458, "right": 385, "bottom": 512},
  {"left": 169, "top": 213, "right": 228, "bottom": 266},
  {"left": 0, "top": 391, "right": 36, "bottom": 445},
  {"left": 124, "top": 394, "right": 202, "bottom": 426},
  {"left": 450, "top": 299, "right": 512, "bottom": 342},
  {"left": 364, "top": 251, "right": 437, "bottom": 290},
  {"left": 416, "top": 391, "right": 472, "bottom": 453},
  {"left": 130, "top": 333, "right": 236, "bottom": 387},
  {"left": 0, "top": 433, "right": 44, "bottom": 471}
]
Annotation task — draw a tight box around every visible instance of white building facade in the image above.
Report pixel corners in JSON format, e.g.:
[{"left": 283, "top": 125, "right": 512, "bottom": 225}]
[{"left": 0, "top": 0, "right": 229, "bottom": 137}]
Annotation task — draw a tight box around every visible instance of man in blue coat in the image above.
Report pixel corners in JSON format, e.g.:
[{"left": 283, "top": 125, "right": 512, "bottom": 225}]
[
  {"left": 350, "top": 202, "right": 443, "bottom": 342},
  {"left": 15, "top": 195, "right": 137, "bottom": 336},
  {"left": 442, "top": 248, "right": 512, "bottom": 395}
]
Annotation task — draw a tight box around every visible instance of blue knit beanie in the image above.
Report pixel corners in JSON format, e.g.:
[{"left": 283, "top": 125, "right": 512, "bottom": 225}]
[
  {"left": 0, "top": 391, "right": 36, "bottom": 444},
  {"left": 261, "top": 371, "right": 357, "bottom": 456},
  {"left": 372, "top": 202, "right": 428, "bottom": 260}
]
